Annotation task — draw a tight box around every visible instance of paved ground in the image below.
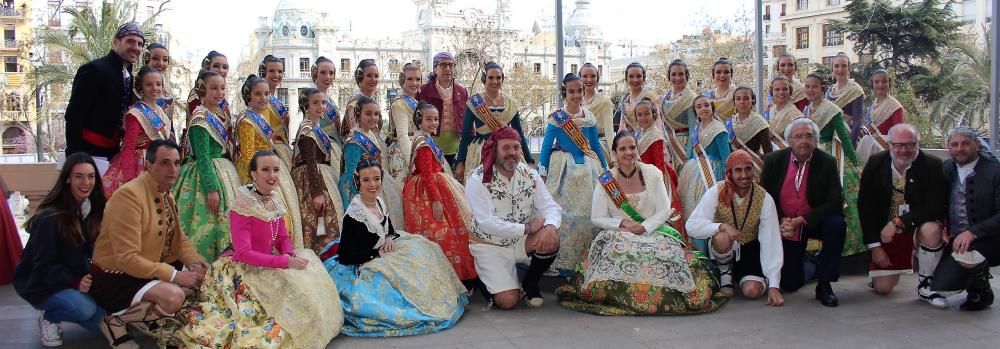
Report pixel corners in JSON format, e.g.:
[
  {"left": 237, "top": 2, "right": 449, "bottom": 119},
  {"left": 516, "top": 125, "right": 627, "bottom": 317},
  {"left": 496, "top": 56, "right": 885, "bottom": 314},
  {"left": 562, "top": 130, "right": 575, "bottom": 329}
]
[{"left": 2, "top": 268, "right": 999, "bottom": 349}]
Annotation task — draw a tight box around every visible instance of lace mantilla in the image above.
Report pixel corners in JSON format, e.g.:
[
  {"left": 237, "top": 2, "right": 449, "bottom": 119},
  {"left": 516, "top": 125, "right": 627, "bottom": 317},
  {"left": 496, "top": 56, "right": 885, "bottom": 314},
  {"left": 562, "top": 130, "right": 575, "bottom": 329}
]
[{"left": 230, "top": 185, "right": 286, "bottom": 222}]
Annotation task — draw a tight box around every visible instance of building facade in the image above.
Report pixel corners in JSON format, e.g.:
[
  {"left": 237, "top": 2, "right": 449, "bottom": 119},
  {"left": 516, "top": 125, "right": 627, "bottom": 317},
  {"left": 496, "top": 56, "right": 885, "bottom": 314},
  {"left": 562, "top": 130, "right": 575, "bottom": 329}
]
[
  {"left": 249, "top": 0, "right": 613, "bottom": 134},
  {"left": 1, "top": 0, "right": 32, "bottom": 156},
  {"left": 760, "top": 0, "right": 860, "bottom": 81}
]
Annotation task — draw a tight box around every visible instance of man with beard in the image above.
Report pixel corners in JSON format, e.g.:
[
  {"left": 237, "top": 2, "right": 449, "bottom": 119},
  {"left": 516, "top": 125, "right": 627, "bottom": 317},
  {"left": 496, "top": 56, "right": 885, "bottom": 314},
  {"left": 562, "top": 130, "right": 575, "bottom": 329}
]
[
  {"left": 418, "top": 52, "right": 469, "bottom": 168},
  {"left": 857, "top": 124, "right": 947, "bottom": 301},
  {"left": 465, "top": 127, "right": 562, "bottom": 310},
  {"left": 687, "top": 149, "right": 785, "bottom": 306},
  {"left": 760, "top": 118, "right": 846, "bottom": 307},
  {"left": 64, "top": 22, "right": 145, "bottom": 175},
  {"left": 88, "top": 140, "right": 207, "bottom": 348},
  {"left": 923, "top": 126, "right": 1000, "bottom": 311}
]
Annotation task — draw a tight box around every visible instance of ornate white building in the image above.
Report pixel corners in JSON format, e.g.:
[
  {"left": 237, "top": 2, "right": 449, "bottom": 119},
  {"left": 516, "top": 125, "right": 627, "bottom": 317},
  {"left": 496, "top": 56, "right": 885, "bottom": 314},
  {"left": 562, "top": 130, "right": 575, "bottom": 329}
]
[{"left": 250, "top": 0, "right": 613, "bottom": 132}]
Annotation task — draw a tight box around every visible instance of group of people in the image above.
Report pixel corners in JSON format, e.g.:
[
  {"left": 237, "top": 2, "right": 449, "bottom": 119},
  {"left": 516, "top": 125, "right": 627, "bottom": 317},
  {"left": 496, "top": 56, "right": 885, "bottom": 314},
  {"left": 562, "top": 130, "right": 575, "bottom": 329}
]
[{"left": 9, "top": 22, "right": 998, "bottom": 348}]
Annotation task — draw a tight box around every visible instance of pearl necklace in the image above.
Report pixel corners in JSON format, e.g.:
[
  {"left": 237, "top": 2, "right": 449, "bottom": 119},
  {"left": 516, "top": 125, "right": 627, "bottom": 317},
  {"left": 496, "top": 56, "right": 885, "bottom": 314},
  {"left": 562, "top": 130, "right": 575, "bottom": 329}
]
[{"left": 255, "top": 190, "right": 280, "bottom": 247}]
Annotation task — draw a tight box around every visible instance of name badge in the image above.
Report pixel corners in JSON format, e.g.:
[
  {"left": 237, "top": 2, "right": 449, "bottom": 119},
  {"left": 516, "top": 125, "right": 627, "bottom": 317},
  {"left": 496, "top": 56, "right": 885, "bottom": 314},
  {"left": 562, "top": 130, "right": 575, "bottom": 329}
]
[{"left": 898, "top": 204, "right": 910, "bottom": 216}]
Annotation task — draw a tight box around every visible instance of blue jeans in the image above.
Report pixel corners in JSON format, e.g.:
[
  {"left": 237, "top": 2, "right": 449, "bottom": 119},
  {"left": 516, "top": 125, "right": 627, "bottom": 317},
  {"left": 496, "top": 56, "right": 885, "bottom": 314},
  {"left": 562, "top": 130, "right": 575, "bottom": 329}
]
[{"left": 35, "top": 289, "right": 106, "bottom": 335}]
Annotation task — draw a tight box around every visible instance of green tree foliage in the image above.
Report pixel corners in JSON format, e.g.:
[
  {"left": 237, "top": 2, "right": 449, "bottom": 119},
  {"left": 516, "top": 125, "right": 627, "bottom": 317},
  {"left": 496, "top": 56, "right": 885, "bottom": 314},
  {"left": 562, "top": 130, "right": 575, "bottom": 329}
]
[{"left": 829, "top": 0, "right": 967, "bottom": 82}]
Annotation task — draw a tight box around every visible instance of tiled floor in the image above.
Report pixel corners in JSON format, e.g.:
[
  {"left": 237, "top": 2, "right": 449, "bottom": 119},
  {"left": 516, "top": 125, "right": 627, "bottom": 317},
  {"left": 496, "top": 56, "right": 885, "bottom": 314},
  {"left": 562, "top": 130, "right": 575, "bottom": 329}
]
[{"left": 2, "top": 271, "right": 998, "bottom": 349}]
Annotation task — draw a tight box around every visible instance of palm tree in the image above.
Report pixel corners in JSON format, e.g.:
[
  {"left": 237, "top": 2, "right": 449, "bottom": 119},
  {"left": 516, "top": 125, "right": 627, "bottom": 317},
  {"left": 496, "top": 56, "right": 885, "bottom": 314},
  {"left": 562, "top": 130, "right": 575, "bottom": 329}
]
[
  {"left": 29, "top": 0, "right": 167, "bottom": 158},
  {"left": 912, "top": 28, "right": 991, "bottom": 144}
]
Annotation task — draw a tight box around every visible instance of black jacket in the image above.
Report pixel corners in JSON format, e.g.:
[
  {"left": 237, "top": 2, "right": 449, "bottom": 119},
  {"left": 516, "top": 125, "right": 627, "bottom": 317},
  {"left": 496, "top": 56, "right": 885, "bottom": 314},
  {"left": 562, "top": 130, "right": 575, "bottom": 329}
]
[
  {"left": 337, "top": 203, "right": 399, "bottom": 266},
  {"left": 858, "top": 150, "right": 947, "bottom": 246},
  {"left": 760, "top": 147, "right": 844, "bottom": 231},
  {"left": 13, "top": 209, "right": 95, "bottom": 305},
  {"left": 64, "top": 50, "right": 133, "bottom": 158},
  {"left": 944, "top": 153, "right": 1000, "bottom": 238}
]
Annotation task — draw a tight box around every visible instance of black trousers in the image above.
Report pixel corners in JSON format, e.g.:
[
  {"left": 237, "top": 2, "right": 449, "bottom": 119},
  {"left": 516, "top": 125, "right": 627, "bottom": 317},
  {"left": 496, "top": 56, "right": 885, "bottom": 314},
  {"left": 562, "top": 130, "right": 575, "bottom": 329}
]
[
  {"left": 932, "top": 235, "right": 1000, "bottom": 292},
  {"left": 780, "top": 215, "right": 846, "bottom": 292}
]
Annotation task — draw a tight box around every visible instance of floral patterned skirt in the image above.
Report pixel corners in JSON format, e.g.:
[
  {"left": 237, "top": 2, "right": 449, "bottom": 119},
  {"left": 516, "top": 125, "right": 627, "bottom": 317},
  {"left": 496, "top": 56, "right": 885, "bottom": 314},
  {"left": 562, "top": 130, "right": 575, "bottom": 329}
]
[
  {"left": 102, "top": 149, "right": 145, "bottom": 197},
  {"left": 402, "top": 172, "right": 478, "bottom": 280},
  {"left": 556, "top": 230, "right": 728, "bottom": 316},
  {"left": 172, "top": 158, "right": 240, "bottom": 261},
  {"left": 181, "top": 250, "right": 342, "bottom": 348},
  {"left": 546, "top": 152, "right": 604, "bottom": 275}
]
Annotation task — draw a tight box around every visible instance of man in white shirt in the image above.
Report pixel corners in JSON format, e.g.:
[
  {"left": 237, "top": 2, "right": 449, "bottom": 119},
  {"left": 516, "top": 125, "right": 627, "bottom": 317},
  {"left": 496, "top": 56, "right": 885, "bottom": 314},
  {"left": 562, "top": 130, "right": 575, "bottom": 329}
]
[
  {"left": 687, "top": 149, "right": 784, "bottom": 306},
  {"left": 466, "top": 127, "right": 562, "bottom": 310}
]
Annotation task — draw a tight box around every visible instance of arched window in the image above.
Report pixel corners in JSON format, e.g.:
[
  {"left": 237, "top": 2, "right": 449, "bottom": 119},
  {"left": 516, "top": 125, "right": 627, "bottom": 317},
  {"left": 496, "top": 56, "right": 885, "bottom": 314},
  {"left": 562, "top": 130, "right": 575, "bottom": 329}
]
[{"left": 2, "top": 126, "right": 28, "bottom": 154}]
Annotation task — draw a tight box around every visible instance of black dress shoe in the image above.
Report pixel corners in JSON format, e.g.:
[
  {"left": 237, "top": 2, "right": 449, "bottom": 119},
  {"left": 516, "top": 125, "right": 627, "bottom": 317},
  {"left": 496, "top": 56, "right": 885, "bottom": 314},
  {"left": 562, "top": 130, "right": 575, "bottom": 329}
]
[{"left": 816, "top": 281, "right": 839, "bottom": 307}]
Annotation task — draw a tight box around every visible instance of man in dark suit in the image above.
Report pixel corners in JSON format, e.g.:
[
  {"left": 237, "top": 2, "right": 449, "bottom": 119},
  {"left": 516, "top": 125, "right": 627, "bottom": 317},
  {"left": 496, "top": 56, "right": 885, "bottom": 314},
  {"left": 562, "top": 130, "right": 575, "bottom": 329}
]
[
  {"left": 923, "top": 126, "right": 1000, "bottom": 311},
  {"left": 760, "top": 118, "right": 845, "bottom": 307},
  {"left": 63, "top": 22, "right": 145, "bottom": 174},
  {"left": 857, "top": 124, "right": 947, "bottom": 302}
]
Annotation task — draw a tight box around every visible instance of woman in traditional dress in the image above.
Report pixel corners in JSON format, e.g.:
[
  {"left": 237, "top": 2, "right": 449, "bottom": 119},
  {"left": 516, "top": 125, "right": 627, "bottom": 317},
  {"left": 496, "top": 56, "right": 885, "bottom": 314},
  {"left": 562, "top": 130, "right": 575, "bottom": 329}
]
[
  {"left": 292, "top": 88, "right": 345, "bottom": 254},
  {"left": 143, "top": 43, "right": 177, "bottom": 138},
  {"left": 259, "top": 55, "right": 294, "bottom": 167},
  {"left": 804, "top": 72, "right": 865, "bottom": 256},
  {"left": 233, "top": 75, "right": 304, "bottom": 249},
  {"left": 402, "top": 102, "right": 478, "bottom": 285},
  {"left": 310, "top": 56, "right": 345, "bottom": 177},
  {"left": 454, "top": 62, "right": 533, "bottom": 181},
  {"left": 857, "top": 69, "right": 905, "bottom": 164},
  {"left": 727, "top": 87, "right": 773, "bottom": 165},
  {"left": 339, "top": 96, "right": 405, "bottom": 227},
  {"left": 707, "top": 57, "right": 737, "bottom": 120},
  {"left": 678, "top": 95, "right": 731, "bottom": 253},
  {"left": 826, "top": 53, "right": 866, "bottom": 144},
  {"left": 539, "top": 73, "right": 608, "bottom": 275},
  {"left": 555, "top": 131, "right": 726, "bottom": 315},
  {"left": 660, "top": 59, "right": 697, "bottom": 168},
  {"left": 183, "top": 51, "right": 232, "bottom": 157},
  {"left": 342, "top": 59, "right": 380, "bottom": 138},
  {"left": 616, "top": 62, "right": 660, "bottom": 133},
  {"left": 772, "top": 53, "right": 809, "bottom": 112},
  {"left": 579, "top": 63, "right": 615, "bottom": 160},
  {"left": 386, "top": 63, "right": 421, "bottom": 182},
  {"left": 634, "top": 98, "right": 685, "bottom": 236},
  {"left": 323, "top": 159, "right": 467, "bottom": 337},
  {"left": 767, "top": 76, "right": 803, "bottom": 143},
  {"left": 181, "top": 151, "right": 342, "bottom": 349},
  {"left": 103, "top": 66, "right": 172, "bottom": 196},
  {"left": 186, "top": 51, "right": 231, "bottom": 120},
  {"left": 173, "top": 71, "right": 242, "bottom": 261}
]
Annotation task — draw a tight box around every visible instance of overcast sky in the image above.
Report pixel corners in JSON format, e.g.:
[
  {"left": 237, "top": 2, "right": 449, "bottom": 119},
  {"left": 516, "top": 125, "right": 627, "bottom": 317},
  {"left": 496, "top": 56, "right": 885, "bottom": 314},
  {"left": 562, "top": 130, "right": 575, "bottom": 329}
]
[{"left": 36, "top": 0, "right": 751, "bottom": 64}]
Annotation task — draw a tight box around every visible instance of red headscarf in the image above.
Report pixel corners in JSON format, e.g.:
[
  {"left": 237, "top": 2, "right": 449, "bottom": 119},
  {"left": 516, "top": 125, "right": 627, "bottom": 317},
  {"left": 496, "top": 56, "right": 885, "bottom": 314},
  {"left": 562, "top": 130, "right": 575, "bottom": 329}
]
[
  {"left": 481, "top": 126, "right": 522, "bottom": 183},
  {"left": 719, "top": 149, "right": 754, "bottom": 207}
]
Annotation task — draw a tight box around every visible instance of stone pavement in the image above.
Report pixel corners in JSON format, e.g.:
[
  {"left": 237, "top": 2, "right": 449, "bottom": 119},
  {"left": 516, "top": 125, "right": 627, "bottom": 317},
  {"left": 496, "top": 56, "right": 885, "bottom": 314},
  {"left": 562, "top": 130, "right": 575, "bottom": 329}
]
[{"left": 1, "top": 271, "right": 998, "bottom": 349}]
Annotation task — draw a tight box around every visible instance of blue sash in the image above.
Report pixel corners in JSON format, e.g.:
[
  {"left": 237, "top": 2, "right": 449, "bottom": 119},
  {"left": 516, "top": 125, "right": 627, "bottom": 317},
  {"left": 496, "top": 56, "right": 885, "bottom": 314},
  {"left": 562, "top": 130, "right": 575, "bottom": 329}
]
[
  {"left": 324, "top": 99, "right": 339, "bottom": 123},
  {"left": 204, "top": 111, "right": 229, "bottom": 143},
  {"left": 219, "top": 98, "right": 229, "bottom": 112},
  {"left": 246, "top": 110, "right": 273, "bottom": 138},
  {"left": 155, "top": 97, "right": 173, "bottom": 110},
  {"left": 865, "top": 103, "right": 874, "bottom": 124},
  {"left": 692, "top": 124, "right": 701, "bottom": 146},
  {"left": 135, "top": 102, "right": 166, "bottom": 131},
  {"left": 269, "top": 95, "right": 288, "bottom": 117},
  {"left": 312, "top": 126, "right": 332, "bottom": 153},
  {"left": 725, "top": 118, "right": 735, "bottom": 142},
  {"left": 402, "top": 95, "right": 418, "bottom": 112},
  {"left": 352, "top": 131, "right": 381, "bottom": 159},
  {"left": 424, "top": 135, "right": 445, "bottom": 163}
]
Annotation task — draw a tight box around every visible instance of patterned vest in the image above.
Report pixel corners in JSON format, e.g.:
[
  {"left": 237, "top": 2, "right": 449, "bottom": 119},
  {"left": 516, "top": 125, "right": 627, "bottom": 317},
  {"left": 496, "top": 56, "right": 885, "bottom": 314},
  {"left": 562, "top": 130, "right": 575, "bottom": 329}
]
[
  {"left": 471, "top": 164, "right": 537, "bottom": 247},
  {"left": 714, "top": 181, "right": 767, "bottom": 244},
  {"left": 949, "top": 173, "right": 971, "bottom": 235}
]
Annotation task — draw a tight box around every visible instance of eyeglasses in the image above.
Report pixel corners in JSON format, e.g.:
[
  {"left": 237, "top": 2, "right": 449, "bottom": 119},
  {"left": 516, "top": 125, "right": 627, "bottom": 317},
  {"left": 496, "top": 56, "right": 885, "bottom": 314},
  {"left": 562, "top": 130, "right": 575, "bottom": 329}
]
[
  {"left": 436, "top": 63, "right": 455, "bottom": 69},
  {"left": 889, "top": 142, "right": 917, "bottom": 150},
  {"left": 790, "top": 133, "right": 815, "bottom": 140}
]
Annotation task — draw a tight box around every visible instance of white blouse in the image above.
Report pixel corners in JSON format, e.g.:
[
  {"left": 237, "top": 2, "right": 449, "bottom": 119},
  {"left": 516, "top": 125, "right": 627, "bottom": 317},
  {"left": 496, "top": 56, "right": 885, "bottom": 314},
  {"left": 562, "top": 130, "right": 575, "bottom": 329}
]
[{"left": 590, "top": 163, "right": 673, "bottom": 234}]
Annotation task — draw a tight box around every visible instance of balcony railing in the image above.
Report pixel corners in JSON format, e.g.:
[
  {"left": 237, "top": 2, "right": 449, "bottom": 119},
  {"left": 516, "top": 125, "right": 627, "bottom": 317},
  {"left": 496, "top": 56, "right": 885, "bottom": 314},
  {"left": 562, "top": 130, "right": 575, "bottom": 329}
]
[
  {"left": 2, "top": 39, "right": 17, "bottom": 48},
  {"left": 1, "top": 111, "right": 31, "bottom": 121},
  {"left": 0, "top": 7, "right": 24, "bottom": 17},
  {"left": 1, "top": 72, "right": 25, "bottom": 88}
]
